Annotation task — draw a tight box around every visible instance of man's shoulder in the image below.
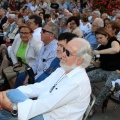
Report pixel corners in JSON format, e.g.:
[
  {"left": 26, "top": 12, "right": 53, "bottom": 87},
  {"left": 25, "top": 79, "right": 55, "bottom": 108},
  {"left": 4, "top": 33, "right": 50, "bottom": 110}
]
[
  {"left": 85, "top": 32, "right": 95, "bottom": 39},
  {"left": 34, "top": 27, "right": 42, "bottom": 34},
  {"left": 30, "top": 36, "right": 42, "bottom": 44},
  {"left": 47, "top": 39, "right": 58, "bottom": 49}
]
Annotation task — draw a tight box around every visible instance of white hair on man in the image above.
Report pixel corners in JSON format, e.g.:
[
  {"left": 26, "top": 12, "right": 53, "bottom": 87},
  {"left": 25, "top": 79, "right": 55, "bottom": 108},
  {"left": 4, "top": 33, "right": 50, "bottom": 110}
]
[
  {"left": 92, "top": 10, "right": 101, "bottom": 18},
  {"left": 60, "top": 38, "right": 92, "bottom": 71},
  {"left": 94, "top": 18, "right": 104, "bottom": 27},
  {"left": 8, "top": 14, "right": 16, "bottom": 19},
  {"left": 75, "top": 38, "right": 92, "bottom": 68}
]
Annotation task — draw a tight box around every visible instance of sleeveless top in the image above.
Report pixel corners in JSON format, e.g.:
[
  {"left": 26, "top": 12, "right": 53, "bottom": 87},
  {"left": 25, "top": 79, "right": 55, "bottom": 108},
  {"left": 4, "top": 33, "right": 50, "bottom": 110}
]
[{"left": 98, "top": 37, "right": 120, "bottom": 71}]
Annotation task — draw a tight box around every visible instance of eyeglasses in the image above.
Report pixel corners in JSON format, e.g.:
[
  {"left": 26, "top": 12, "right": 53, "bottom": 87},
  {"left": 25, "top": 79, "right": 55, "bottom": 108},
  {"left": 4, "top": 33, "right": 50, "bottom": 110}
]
[
  {"left": 19, "top": 32, "right": 30, "bottom": 35},
  {"left": 42, "top": 29, "right": 53, "bottom": 34},
  {"left": 92, "top": 24, "right": 98, "bottom": 27},
  {"left": 70, "top": 22, "right": 75, "bottom": 25},
  {"left": 63, "top": 47, "right": 77, "bottom": 57}
]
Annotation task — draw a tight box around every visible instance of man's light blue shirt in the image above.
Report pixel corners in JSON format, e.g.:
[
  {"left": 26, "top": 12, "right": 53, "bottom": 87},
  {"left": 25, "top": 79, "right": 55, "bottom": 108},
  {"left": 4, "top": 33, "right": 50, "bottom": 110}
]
[
  {"left": 32, "top": 39, "right": 58, "bottom": 79},
  {"left": 84, "top": 32, "right": 98, "bottom": 50},
  {"left": 60, "top": 4, "right": 68, "bottom": 10}
]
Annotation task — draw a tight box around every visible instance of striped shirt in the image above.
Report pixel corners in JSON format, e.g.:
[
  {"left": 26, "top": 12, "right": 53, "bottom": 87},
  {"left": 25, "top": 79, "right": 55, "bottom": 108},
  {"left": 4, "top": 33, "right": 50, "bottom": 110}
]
[{"left": 32, "top": 39, "right": 58, "bottom": 79}]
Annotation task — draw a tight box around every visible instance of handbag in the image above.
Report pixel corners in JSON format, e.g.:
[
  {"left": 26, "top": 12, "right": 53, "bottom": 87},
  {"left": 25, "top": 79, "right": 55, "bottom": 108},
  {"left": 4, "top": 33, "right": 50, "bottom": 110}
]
[{"left": 2, "top": 64, "right": 26, "bottom": 81}]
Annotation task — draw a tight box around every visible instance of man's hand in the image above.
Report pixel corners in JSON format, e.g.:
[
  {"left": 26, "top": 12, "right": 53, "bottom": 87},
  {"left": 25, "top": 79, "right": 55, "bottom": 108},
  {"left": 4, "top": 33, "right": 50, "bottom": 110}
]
[
  {"left": 0, "top": 90, "right": 13, "bottom": 111},
  {"left": 6, "top": 38, "right": 10, "bottom": 42}
]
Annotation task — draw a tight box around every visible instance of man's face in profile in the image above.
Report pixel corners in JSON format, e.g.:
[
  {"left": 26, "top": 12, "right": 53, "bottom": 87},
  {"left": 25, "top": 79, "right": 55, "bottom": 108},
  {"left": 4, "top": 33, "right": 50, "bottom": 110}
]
[{"left": 57, "top": 40, "right": 66, "bottom": 59}]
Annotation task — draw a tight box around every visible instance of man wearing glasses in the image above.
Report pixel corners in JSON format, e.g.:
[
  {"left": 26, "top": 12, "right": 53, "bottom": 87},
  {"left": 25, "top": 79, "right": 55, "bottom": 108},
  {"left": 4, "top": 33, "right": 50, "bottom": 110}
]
[
  {"left": 14, "top": 22, "right": 59, "bottom": 87},
  {"left": 84, "top": 18, "right": 104, "bottom": 50},
  {"left": 28, "top": 15, "right": 42, "bottom": 42},
  {"left": 0, "top": 37, "right": 91, "bottom": 120},
  {"left": 15, "top": 32, "right": 78, "bottom": 87}
]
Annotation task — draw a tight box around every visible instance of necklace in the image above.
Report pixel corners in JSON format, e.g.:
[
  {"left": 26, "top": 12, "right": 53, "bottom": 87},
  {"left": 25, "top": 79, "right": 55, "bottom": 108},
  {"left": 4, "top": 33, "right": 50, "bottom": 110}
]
[{"left": 49, "top": 73, "right": 66, "bottom": 93}]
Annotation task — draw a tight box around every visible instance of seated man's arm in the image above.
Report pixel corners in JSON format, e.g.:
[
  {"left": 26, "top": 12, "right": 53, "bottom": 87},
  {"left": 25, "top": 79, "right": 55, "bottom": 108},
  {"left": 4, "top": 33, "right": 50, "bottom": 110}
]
[
  {"left": 35, "top": 51, "right": 57, "bottom": 79},
  {"left": 0, "top": 90, "right": 13, "bottom": 111}
]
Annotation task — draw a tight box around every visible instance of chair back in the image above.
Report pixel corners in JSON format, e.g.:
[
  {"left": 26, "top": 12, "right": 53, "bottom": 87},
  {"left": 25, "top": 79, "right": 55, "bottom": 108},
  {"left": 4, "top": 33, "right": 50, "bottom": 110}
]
[{"left": 82, "top": 94, "right": 96, "bottom": 120}]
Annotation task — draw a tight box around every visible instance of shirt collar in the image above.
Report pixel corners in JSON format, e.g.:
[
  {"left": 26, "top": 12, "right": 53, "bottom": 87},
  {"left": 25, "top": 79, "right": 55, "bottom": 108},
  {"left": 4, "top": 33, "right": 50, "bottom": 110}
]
[
  {"left": 44, "top": 39, "right": 57, "bottom": 49},
  {"left": 10, "top": 22, "right": 15, "bottom": 26},
  {"left": 65, "top": 66, "right": 85, "bottom": 78},
  {"left": 34, "top": 27, "right": 42, "bottom": 33}
]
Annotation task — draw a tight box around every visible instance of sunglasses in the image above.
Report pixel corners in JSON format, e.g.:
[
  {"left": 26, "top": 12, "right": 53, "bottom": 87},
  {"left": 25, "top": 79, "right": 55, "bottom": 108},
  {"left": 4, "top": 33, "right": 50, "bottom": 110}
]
[
  {"left": 63, "top": 47, "right": 71, "bottom": 57},
  {"left": 42, "top": 29, "right": 53, "bottom": 34}
]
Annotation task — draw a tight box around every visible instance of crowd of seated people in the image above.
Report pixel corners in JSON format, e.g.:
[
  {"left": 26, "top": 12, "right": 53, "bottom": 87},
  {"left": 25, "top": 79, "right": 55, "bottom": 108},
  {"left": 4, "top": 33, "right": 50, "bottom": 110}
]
[{"left": 0, "top": 0, "right": 119, "bottom": 119}]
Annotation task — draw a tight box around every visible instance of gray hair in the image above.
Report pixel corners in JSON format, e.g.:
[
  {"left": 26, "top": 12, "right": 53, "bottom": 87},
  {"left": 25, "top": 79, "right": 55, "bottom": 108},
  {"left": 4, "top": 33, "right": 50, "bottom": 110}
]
[
  {"left": 8, "top": 14, "right": 16, "bottom": 19},
  {"left": 92, "top": 10, "right": 101, "bottom": 18},
  {"left": 95, "top": 18, "right": 104, "bottom": 27},
  {"left": 74, "top": 38, "right": 92, "bottom": 68},
  {"left": 61, "top": 17, "right": 68, "bottom": 24},
  {"left": 47, "top": 22, "right": 60, "bottom": 39}
]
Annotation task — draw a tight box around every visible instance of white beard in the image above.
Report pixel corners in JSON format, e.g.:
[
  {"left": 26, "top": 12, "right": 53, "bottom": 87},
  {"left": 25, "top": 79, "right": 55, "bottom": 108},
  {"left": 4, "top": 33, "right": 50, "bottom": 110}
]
[{"left": 60, "top": 61, "right": 77, "bottom": 72}]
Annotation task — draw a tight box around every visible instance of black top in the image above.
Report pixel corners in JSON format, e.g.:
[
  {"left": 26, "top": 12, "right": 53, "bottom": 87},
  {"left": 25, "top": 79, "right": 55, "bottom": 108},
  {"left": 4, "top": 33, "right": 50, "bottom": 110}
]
[
  {"left": 50, "top": 3, "right": 59, "bottom": 9},
  {"left": 98, "top": 37, "right": 120, "bottom": 71}
]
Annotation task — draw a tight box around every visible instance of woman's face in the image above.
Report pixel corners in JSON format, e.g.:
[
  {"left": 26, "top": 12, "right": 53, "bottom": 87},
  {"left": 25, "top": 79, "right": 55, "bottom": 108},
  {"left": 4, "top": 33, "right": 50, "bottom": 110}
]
[
  {"left": 69, "top": 20, "right": 77, "bottom": 30},
  {"left": 20, "top": 27, "right": 32, "bottom": 43},
  {"left": 106, "top": 23, "right": 112, "bottom": 30},
  {"left": 104, "top": 20, "right": 110, "bottom": 27},
  {"left": 106, "top": 24, "right": 114, "bottom": 35},
  {"left": 96, "top": 34, "right": 108, "bottom": 45}
]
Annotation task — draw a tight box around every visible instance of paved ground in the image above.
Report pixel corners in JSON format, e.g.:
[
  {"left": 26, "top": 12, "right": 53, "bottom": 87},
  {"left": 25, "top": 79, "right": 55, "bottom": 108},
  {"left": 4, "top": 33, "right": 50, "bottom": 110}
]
[
  {"left": 88, "top": 100, "right": 120, "bottom": 120},
  {"left": 88, "top": 82, "right": 120, "bottom": 120}
]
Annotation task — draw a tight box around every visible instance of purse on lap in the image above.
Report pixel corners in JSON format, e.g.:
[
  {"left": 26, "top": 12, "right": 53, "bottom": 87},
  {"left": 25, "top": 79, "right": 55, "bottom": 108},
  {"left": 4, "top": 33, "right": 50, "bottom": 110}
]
[{"left": 2, "top": 64, "right": 26, "bottom": 81}]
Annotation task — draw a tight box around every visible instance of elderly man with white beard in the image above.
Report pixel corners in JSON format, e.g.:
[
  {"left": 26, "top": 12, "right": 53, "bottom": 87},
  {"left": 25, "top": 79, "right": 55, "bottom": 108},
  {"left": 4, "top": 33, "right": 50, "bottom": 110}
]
[{"left": 0, "top": 38, "right": 92, "bottom": 120}]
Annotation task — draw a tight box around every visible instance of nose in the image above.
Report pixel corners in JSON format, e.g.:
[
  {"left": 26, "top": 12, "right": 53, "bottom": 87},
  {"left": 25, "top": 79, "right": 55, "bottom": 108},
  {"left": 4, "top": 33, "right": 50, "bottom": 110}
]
[
  {"left": 97, "top": 39, "right": 101, "bottom": 42},
  {"left": 61, "top": 51, "right": 66, "bottom": 58}
]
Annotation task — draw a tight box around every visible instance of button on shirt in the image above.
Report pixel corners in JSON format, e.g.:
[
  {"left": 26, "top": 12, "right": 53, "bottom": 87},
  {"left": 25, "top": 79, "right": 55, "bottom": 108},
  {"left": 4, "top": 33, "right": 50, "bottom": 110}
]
[{"left": 32, "top": 39, "right": 58, "bottom": 79}]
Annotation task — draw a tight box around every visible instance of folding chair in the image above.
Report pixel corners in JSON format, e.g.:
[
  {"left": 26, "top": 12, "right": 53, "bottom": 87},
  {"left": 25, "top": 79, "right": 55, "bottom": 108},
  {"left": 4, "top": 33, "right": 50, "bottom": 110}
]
[{"left": 82, "top": 94, "right": 96, "bottom": 120}]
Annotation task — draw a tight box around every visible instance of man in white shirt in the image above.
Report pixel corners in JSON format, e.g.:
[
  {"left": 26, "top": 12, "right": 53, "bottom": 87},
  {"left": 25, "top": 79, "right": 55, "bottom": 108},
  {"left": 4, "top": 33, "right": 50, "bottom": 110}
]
[
  {"left": 28, "top": 15, "right": 42, "bottom": 42},
  {"left": 0, "top": 38, "right": 92, "bottom": 120},
  {"left": 39, "top": 0, "right": 48, "bottom": 11}
]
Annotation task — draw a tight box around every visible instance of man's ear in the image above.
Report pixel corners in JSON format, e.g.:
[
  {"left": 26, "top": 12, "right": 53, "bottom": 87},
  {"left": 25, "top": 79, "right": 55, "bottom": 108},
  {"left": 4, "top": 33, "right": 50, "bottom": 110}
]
[{"left": 77, "top": 58, "right": 83, "bottom": 66}]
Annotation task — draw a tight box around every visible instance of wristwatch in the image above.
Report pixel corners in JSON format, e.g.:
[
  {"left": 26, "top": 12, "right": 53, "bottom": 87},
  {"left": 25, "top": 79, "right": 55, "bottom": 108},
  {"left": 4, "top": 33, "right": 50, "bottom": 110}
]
[{"left": 11, "top": 103, "right": 18, "bottom": 117}]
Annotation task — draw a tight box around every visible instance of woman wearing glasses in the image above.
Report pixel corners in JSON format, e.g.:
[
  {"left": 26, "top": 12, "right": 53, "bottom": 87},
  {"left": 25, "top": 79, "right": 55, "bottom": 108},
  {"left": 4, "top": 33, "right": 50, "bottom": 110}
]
[
  {"left": 10, "top": 25, "right": 42, "bottom": 67},
  {"left": 0, "top": 25, "right": 42, "bottom": 89},
  {"left": 67, "top": 16, "right": 83, "bottom": 38}
]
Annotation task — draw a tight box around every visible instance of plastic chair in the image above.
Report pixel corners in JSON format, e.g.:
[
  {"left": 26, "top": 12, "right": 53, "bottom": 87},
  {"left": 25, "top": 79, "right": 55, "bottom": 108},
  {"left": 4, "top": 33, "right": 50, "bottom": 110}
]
[{"left": 82, "top": 94, "right": 96, "bottom": 120}]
